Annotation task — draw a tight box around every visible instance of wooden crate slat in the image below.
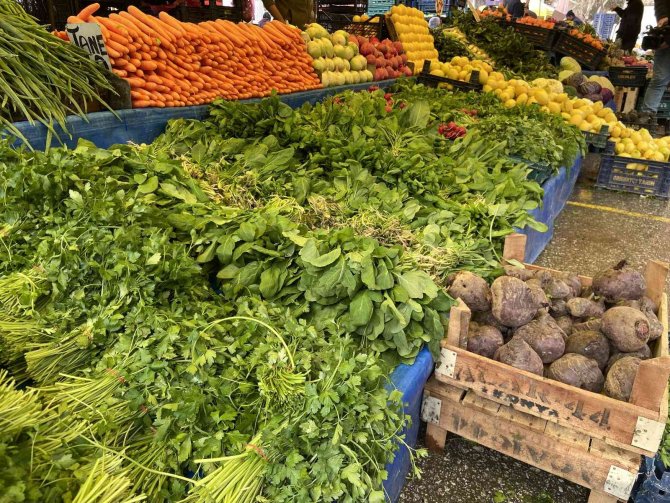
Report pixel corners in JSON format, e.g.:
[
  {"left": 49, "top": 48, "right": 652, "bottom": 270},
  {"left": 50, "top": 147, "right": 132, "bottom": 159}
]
[
  {"left": 436, "top": 344, "right": 662, "bottom": 456},
  {"left": 497, "top": 404, "right": 548, "bottom": 433},
  {"left": 544, "top": 421, "right": 591, "bottom": 451},
  {"left": 430, "top": 387, "right": 639, "bottom": 495},
  {"left": 590, "top": 438, "right": 641, "bottom": 467},
  {"left": 462, "top": 390, "right": 503, "bottom": 415}
]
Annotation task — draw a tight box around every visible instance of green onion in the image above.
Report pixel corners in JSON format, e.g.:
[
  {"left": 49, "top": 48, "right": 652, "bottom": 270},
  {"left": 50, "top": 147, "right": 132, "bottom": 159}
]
[{"left": 0, "top": 0, "right": 114, "bottom": 148}]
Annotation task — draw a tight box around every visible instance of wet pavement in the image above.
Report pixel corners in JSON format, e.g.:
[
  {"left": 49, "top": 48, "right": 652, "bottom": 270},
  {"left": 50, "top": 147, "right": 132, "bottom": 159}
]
[
  {"left": 399, "top": 432, "right": 589, "bottom": 503},
  {"left": 398, "top": 175, "right": 670, "bottom": 503}
]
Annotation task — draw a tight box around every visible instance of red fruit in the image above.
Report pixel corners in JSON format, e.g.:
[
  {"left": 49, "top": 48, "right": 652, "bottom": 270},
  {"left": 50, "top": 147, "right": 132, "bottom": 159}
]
[
  {"left": 402, "top": 66, "right": 412, "bottom": 77},
  {"left": 375, "top": 57, "right": 385, "bottom": 68},
  {"left": 370, "top": 36, "right": 380, "bottom": 45},
  {"left": 384, "top": 92, "right": 393, "bottom": 100},
  {"left": 385, "top": 105, "right": 393, "bottom": 113},
  {"left": 360, "top": 42, "right": 375, "bottom": 56},
  {"left": 357, "top": 35, "right": 368, "bottom": 46},
  {"left": 390, "top": 57, "right": 399, "bottom": 70},
  {"left": 393, "top": 41, "right": 403, "bottom": 54},
  {"left": 398, "top": 101, "right": 406, "bottom": 109},
  {"left": 400, "top": 54, "right": 408, "bottom": 65},
  {"left": 349, "top": 35, "right": 359, "bottom": 45},
  {"left": 374, "top": 49, "right": 383, "bottom": 58},
  {"left": 368, "top": 85, "right": 380, "bottom": 91},
  {"left": 366, "top": 54, "right": 376, "bottom": 65},
  {"left": 379, "top": 44, "right": 389, "bottom": 55},
  {"left": 374, "top": 68, "right": 384, "bottom": 80}
]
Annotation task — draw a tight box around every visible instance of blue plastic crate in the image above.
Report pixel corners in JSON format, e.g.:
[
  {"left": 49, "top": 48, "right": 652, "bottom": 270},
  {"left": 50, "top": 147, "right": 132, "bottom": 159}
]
[
  {"left": 367, "top": 0, "right": 393, "bottom": 14},
  {"left": 414, "top": 0, "right": 435, "bottom": 14},
  {"left": 633, "top": 455, "right": 670, "bottom": 503},
  {"left": 584, "top": 125, "right": 610, "bottom": 149},
  {"left": 596, "top": 154, "right": 670, "bottom": 198}
]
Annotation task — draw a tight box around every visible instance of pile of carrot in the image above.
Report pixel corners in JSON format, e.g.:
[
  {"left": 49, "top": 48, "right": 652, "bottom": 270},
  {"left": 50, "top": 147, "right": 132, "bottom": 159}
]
[{"left": 62, "top": 4, "right": 322, "bottom": 108}]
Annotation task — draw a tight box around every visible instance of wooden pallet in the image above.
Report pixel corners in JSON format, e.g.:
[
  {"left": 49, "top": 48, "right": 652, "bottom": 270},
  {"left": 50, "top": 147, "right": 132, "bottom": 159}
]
[
  {"left": 614, "top": 86, "right": 640, "bottom": 114},
  {"left": 433, "top": 233, "right": 670, "bottom": 466},
  {"left": 423, "top": 378, "right": 641, "bottom": 502}
]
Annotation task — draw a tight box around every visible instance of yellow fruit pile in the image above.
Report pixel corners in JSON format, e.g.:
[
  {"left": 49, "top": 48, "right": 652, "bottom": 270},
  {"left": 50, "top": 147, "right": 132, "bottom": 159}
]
[
  {"left": 611, "top": 128, "right": 670, "bottom": 162},
  {"left": 442, "top": 28, "right": 492, "bottom": 63},
  {"left": 390, "top": 5, "right": 438, "bottom": 72},
  {"left": 429, "top": 57, "right": 492, "bottom": 87},
  {"left": 434, "top": 55, "right": 670, "bottom": 162}
]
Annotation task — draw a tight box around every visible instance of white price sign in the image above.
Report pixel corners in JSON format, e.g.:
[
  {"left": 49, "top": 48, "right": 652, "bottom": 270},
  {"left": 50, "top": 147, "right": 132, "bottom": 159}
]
[{"left": 65, "top": 23, "right": 112, "bottom": 71}]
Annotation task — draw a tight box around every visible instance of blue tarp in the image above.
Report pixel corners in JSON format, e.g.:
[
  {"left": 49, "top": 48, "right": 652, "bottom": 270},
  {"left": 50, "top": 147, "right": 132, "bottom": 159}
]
[
  {"left": 519, "top": 155, "right": 582, "bottom": 264},
  {"left": 11, "top": 80, "right": 397, "bottom": 151},
  {"left": 384, "top": 347, "right": 434, "bottom": 502}
]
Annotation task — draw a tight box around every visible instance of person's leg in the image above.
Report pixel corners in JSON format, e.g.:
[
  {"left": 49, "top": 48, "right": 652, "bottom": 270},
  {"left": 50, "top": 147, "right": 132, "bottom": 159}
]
[{"left": 641, "top": 48, "right": 670, "bottom": 112}]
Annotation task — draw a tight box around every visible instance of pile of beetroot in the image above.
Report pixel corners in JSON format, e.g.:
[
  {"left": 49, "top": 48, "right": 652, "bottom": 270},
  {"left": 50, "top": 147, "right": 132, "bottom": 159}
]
[{"left": 447, "top": 261, "right": 663, "bottom": 402}]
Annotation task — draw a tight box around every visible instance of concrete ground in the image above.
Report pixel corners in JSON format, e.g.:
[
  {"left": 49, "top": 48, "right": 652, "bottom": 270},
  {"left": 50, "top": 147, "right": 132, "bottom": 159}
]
[{"left": 398, "top": 169, "right": 670, "bottom": 503}]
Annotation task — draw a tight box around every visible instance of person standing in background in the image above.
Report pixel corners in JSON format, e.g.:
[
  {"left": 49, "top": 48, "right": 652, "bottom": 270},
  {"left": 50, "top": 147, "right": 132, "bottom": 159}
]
[
  {"left": 506, "top": 0, "right": 525, "bottom": 18},
  {"left": 262, "top": 0, "right": 313, "bottom": 28},
  {"left": 640, "top": 0, "right": 670, "bottom": 115},
  {"left": 566, "top": 10, "right": 584, "bottom": 25},
  {"left": 612, "top": 0, "right": 644, "bottom": 51}
]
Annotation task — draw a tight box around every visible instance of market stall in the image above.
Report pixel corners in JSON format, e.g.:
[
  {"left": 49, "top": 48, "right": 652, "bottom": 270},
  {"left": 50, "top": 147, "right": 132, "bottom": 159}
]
[{"left": 2, "top": 1, "right": 670, "bottom": 502}]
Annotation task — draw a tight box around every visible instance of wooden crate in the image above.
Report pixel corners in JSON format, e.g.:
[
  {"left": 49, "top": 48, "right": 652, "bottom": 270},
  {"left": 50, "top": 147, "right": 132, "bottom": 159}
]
[
  {"left": 433, "top": 233, "right": 670, "bottom": 460},
  {"left": 422, "top": 378, "right": 642, "bottom": 502},
  {"left": 614, "top": 86, "right": 640, "bottom": 114}
]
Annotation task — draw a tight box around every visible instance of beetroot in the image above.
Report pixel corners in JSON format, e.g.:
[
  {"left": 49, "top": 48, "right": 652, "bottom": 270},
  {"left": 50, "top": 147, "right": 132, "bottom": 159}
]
[
  {"left": 547, "top": 354, "right": 604, "bottom": 392},
  {"left": 494, "top": 338, "right": 543, "bottom": 376},
  {"left": 604, "top": 357, "right": 641, "bottom": 401},
  {"left": 592, "top": 260, "right": 646, "bottom": 302},
  {"left": 491, "top": 276, "right": 538, "bottom": 327},
  {"left": 514, "top": 315, "right": 566, "bottom": 364},
  {"left": 567, "top": 297, "right": 605, "bottom": 319},
  {"left": 446, "top": 271, "right": 491, "bottom": 312},
  {"left": 601, "top": 306, "right": 650, "bottom": 352},
  {"left": 467, "top": 323, "right": 504, "bottom": 358},
  {"left": 564, "top": 330, "right": 610, "bottom": 370}
]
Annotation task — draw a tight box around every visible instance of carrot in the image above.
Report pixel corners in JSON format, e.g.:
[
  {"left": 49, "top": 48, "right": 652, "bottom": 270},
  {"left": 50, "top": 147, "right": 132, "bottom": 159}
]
[
  {"left": 67, "top": 15, "right": 86, "bottom": 24},
  {"left": 96, "top": 16, "right": 131, "bottom": 37},
  {"left": 110, "top": 13, "right": 152, "bottom": 45},
  {"left": 129, "top": 57, "right": 142, "bottom": 68},
  {"left": 126, "top": 77, "right": 146, "bottom": 88},
  {"left": 141, "top": 60, "right": 158, "bottom": 71},
  {"left": 106, "top": 39, "right": 130, "bottom": 55},
  {"left": 125, "top": 62, "right": 138, "bottom": 73},
  {"left": 157, "top": 11, "right": 187, "bottom": 35},
  {"left": 131, "top": 90, "right": 150, "bottom": 100},
  {"left": 127, "top": 6, "right": 176, "bottom": 43},
  {"left": 133, "top": 100, "right": 153, "bottom": 108},
  {"left": 105, "top": 45, "right": 123, "bottom": 59},
  {"left": 104, "top": 30, "right": 130, "bottom": 47},
  {"left": 113, "top": 69, "right": 128, "bottom": 78}
]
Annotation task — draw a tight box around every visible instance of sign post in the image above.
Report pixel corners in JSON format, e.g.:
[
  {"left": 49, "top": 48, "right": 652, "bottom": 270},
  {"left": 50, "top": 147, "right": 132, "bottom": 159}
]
[{"left": 65, "top": 23, "right": 113, "bottom": 71}]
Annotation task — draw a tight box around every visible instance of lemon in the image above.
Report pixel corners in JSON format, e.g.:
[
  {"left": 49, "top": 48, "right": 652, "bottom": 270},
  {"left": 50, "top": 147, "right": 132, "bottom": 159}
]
[
  {"left": 532, "top": 89, "right": 550, "bottom": 106},
  {"left": 610, "top": 125, "right": 621, "bottom": 138},
  {"left": 483, "top": 84, "right": 493, "bottom": 93},
  {"left": 569, "top": 115, "right": 583, "bottom": 127},
  {"left": 517, "top": 93, "right": 528, "bottom": 105},
  {"left": 504, "top": 99, "right": 516, "bottom": 108},
  {"left": 615, "top": 142, "right": 626, "bottom": 154},
  {"left": 547, "top": 102, "right": 561, "bottom": 114},
  {"left": 430, "top": 69, "right": 445, "bottom": 77}
]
